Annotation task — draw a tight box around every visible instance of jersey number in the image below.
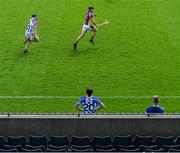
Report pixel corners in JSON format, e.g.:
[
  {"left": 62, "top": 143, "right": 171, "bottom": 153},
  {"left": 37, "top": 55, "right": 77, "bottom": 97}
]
[{"left": 84, "top": 104, "right": 95, "bottom": 112}]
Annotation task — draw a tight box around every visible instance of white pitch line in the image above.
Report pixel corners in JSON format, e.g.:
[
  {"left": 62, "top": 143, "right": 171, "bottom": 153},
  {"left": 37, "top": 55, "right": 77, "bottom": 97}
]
[{"left": 0, "top": 96, "right": 180, "bottom": 99}]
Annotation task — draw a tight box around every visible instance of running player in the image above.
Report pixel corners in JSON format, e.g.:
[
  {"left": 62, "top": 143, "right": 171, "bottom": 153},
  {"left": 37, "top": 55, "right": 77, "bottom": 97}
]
[
  {"left": 24, "top": 14, "right": 39, "bottom": 54},
  {"left": 75, "top": 88, "right": 105, "bottom": 115},
  {"left": 73, "top": 6, "right": 98, "bottom": 50}
]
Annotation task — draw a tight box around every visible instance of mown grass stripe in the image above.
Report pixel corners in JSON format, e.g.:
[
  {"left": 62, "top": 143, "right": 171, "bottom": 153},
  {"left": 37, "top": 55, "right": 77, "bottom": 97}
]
[{"left": 0, "top": 96, "right": 179, "bottom": 99}]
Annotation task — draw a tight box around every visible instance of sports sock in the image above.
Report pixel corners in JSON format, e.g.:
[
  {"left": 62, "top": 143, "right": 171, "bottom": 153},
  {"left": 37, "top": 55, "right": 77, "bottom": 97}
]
[
  {"left": 91, "top": 36, "right": 94, "bottom": 40},
  {"left": 75, "top": 40, "right": 78, "bottom": 44}
]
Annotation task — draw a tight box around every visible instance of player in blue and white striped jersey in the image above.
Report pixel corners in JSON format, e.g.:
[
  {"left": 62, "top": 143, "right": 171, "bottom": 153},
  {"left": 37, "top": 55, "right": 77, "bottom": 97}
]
[
  {"left": 24, "top": 14, "right": 39, "bottom": 54},
  {"left": 75, "top": 88, "right": 105, "bottom": 115}
]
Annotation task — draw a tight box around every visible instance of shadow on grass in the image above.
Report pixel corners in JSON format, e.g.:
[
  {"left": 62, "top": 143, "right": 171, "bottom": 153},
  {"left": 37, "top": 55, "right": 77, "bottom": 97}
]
[
  {"left": 16, "top": 49, "right": 29, "bottom": 59},
  {"left": 68, "top": 46, "right": 96, "bottom": 57}
]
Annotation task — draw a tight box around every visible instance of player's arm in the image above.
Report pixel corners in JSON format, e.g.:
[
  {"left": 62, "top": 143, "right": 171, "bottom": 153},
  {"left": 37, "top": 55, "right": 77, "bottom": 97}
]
[
  {"left": 31, "top": 20, "right": 38, "bottom": 35},
  {"left": 145, "top": 106, "right": 151, "bottom": 114},
  {"left": 91, "top": 13, "right": 97, "bottom": 26},
  {"left": 75, "top": 103, "right": 84, "bottom": 112},
  {"left": 92, "top": 13, "right": 96, "bottom": 17},
  {"left": 91, "top": 17, "right": 97, "bottom": 27},
  {"left": 32, "top": 26, "right": 36, "bottom": 35},
  {"left": 96, "top": 102, "right": 105, "bottom": 111}
]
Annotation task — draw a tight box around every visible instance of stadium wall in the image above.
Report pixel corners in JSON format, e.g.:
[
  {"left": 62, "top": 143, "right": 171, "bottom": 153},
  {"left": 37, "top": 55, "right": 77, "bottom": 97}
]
[{"left": 0, "top": 115, "right": 179, "bottom": 137}]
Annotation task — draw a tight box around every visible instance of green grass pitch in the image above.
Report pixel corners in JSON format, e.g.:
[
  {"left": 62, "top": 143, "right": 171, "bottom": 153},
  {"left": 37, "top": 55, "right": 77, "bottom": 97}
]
[{"left": 0, "top": 0, "right": 180, "bottom": 113}]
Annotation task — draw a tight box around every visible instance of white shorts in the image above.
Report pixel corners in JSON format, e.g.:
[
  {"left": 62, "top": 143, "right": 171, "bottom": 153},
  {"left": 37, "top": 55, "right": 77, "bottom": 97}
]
[
  {"left": 82, "top": 24, "right": 94, "bottom": 32},
  {"left": 25, "top": 30, "right": 39, "bottom": 41}
]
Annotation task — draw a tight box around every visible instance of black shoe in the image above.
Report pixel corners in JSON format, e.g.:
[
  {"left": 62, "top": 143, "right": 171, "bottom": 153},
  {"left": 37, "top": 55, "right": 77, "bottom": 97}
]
[
  {"left": 73, "top": 43, "right": 77, "bottom": 50},
  {"left": 89, "top": 39, "right": 95, "bottom": 45},
  {"left": 24, "top": 49, "right": 28, "bottom": 54}
]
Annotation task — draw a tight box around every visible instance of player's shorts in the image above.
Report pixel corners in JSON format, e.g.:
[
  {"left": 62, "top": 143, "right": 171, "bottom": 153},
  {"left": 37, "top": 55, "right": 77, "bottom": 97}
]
[
  {"left": 25, "top": 30, "right": 39, "bottom": 41},
  {"left": 82, "top": 24, "right": 94, "bottom": 32}
]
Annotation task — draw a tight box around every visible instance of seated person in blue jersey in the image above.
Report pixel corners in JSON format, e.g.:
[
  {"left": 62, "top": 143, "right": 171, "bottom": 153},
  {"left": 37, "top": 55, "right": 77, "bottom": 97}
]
[
  {"left": 75, "top": 88, "right": 105, "bottom": 114},
  {"left": 145, "top": 95, "right": 164, "bottom": 113}
]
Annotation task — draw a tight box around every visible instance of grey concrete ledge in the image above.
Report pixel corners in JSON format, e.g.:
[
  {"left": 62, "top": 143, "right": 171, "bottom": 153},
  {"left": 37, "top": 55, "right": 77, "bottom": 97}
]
[{"left": 1, "top": 114, "right": 180, "bottom": 119}]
